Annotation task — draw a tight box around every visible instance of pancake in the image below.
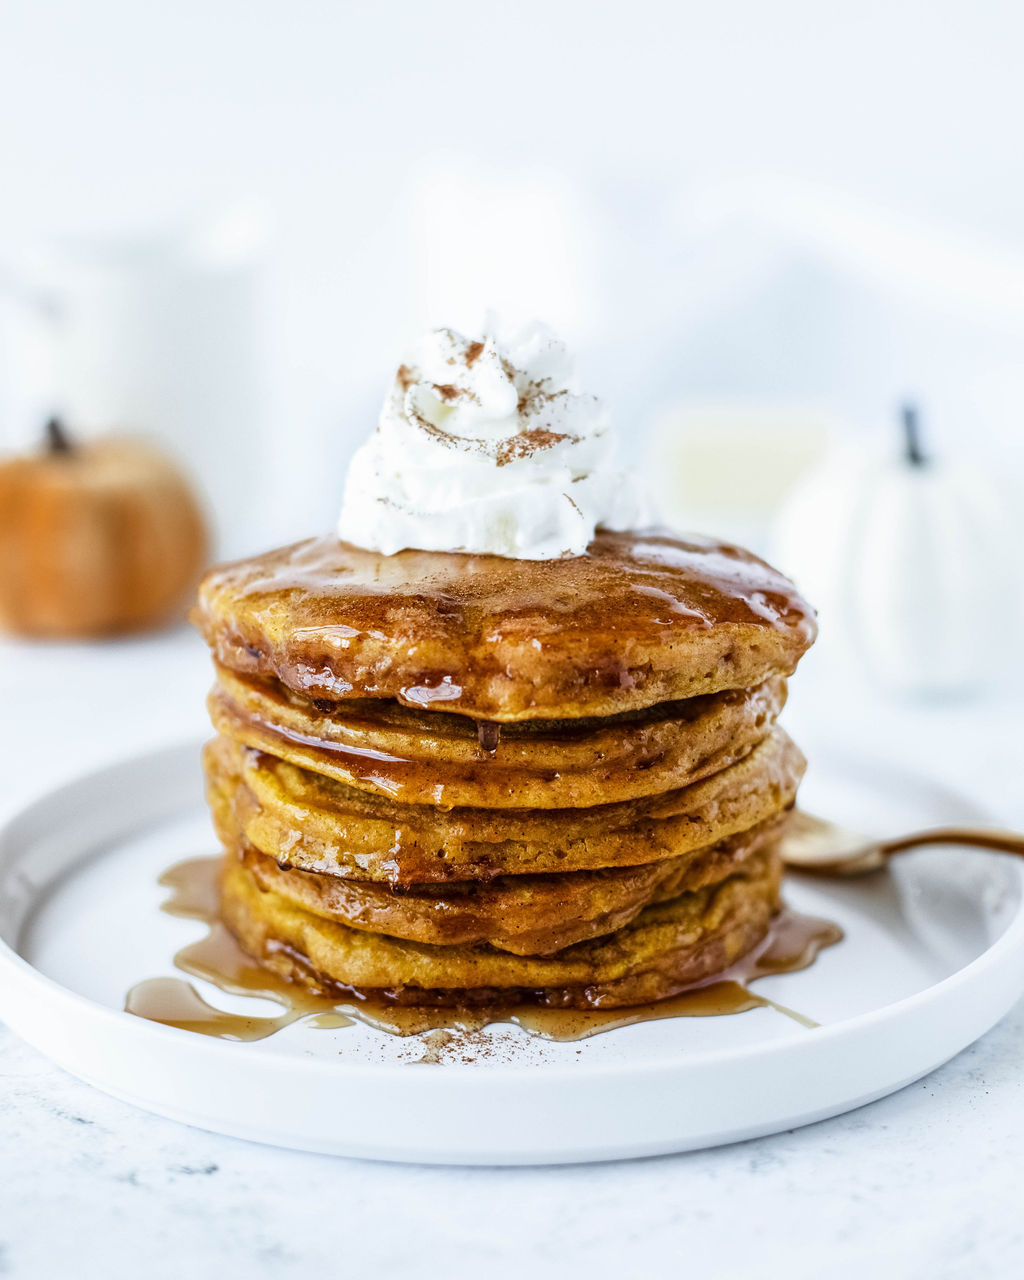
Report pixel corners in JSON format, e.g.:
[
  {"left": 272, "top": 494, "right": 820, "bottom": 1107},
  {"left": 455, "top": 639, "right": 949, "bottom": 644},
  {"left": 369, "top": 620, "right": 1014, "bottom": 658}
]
[
  {"left": 208, "top": 663, "right": 787, "bottom": 808},
  {"left": 220, "top": 846, "right": 783, "bottom": 1009},
  {"left": 194, "top": 529, "right": 816, "bottom": 722},
  {"left": 234, "top": 814, "right": 786, "bottom": 956},
  {"left": 204, "top": 726, "right": 805, "bottom": 882}
]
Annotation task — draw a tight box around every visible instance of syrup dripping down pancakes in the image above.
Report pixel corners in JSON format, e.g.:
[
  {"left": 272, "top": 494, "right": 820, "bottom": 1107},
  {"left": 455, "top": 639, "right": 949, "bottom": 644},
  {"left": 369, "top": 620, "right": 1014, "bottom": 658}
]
[{"left": 194, "top": 528, "right": 817, "bottom": 1009}]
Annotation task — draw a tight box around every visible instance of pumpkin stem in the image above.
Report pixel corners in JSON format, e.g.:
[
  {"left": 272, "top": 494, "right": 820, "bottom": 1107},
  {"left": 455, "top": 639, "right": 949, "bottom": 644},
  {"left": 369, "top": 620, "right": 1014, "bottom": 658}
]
[
  {"left": 901, "top": 403, "right": 927, "bottom": 467},
  {"left": 45, "top": 417, "right": 73, "bottom": 455}
]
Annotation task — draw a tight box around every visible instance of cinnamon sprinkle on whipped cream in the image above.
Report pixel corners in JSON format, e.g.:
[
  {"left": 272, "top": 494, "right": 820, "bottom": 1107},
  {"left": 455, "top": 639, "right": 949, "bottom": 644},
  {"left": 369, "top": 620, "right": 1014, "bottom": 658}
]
[{"left": 337, "top": 321, "right": 646, "bottom": 559}]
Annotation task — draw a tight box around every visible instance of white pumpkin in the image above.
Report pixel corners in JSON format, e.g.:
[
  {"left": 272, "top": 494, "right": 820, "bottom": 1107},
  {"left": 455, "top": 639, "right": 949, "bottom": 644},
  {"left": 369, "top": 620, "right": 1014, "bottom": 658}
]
[{"left": 774, "top": 408, "right": 1016, "bottom": 696}]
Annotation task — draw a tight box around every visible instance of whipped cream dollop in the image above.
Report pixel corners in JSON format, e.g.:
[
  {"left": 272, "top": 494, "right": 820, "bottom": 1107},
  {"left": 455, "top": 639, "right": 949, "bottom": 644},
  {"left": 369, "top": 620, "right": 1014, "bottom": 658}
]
[{"left": 337, "top": 322, "right": 646, "bottom": 559}]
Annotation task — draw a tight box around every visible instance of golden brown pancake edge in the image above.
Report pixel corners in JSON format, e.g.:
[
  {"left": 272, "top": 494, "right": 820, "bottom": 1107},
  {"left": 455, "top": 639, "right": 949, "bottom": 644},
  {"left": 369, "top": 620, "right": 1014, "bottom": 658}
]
[
  {"left": 194, "top": 529, "right": 816, "bottom": 722},
  {"left": 204, "top": 726, "right": 805, "bottom": 882},
  {"left": 231, "top": 813, "right": 787, "bottom": 956},
  {"left": 207, "top": 664, "right": 788, "bottom": 808},
  {"left": 220, "top": 847, "right": 783, "bottom": 1009}
]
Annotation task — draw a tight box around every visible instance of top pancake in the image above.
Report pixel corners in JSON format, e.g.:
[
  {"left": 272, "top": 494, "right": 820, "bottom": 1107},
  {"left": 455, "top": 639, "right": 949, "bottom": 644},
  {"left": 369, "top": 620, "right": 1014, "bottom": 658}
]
[{"left": 195, "top": 528, "right": 816, "bottom": 721}]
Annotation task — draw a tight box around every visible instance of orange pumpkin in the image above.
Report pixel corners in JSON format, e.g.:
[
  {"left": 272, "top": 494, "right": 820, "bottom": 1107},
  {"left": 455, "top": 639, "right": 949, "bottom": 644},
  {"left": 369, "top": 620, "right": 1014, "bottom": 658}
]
[{"left": 0, "top": 421, "right": 209, "bottom": 637}]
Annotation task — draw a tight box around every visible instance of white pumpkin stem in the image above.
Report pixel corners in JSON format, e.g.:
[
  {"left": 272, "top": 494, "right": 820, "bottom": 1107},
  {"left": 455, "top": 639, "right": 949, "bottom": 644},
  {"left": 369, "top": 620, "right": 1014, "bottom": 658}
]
[
  {"left": 901, "top": 404, "right": 927, "bottom": 467},
  {"left": 45, "top": 417, "right": 73, "bottom": 455}
]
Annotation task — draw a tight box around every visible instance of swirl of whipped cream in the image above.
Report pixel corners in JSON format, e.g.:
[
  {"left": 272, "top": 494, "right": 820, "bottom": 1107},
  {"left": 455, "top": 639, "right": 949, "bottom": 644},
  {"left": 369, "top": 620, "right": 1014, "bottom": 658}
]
[{"left": 337, "top": 322, "right": 645, "bottom": 559}]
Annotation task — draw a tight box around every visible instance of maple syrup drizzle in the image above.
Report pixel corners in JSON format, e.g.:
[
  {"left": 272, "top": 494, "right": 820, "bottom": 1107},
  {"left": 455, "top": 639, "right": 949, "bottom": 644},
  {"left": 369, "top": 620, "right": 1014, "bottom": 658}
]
[
  {"left": 126, "top": 856, "right": 841, "bottom": 1044},
  {"left": 197, "top": 528, "right": 816, "bottom": 722}
]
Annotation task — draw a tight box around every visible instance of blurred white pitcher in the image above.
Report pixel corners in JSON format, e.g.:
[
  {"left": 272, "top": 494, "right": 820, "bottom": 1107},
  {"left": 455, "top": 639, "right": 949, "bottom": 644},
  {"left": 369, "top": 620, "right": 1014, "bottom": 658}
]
[{"left": 0, "top": 208, "right": 275, "bottom": 557}]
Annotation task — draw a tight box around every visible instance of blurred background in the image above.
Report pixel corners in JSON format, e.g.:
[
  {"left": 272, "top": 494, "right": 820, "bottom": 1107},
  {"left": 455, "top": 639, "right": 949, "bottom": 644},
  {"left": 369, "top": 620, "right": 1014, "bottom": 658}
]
[{"left": 1, "top": 0, "right": 1023, "bottom": 805}]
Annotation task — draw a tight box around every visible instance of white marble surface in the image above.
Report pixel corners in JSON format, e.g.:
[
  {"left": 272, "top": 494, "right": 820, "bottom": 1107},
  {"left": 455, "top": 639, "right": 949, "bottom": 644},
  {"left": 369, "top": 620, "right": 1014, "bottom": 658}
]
[{"left": 1, "top": 630, "right": 1023, "bottom": 1280}]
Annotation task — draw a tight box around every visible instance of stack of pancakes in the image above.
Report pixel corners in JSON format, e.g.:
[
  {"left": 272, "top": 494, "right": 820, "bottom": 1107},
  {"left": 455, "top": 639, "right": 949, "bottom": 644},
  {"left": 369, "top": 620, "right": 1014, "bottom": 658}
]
[{"left": 194, "top": 529, "right": 816, "bottom": 1009}]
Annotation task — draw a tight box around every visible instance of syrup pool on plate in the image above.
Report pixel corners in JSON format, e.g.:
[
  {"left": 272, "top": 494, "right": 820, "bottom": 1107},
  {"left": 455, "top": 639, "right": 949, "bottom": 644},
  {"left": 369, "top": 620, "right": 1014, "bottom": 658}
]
[{"left": 126, "top": 856, "right": 842, "bottom": 1043}]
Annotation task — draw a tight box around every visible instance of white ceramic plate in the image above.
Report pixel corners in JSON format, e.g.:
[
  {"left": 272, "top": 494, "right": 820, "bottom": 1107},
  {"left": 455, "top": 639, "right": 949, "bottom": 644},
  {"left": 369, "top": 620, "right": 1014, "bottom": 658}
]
[{"left": 1, "top": 741, "right": 1022, "bottom": 1165}]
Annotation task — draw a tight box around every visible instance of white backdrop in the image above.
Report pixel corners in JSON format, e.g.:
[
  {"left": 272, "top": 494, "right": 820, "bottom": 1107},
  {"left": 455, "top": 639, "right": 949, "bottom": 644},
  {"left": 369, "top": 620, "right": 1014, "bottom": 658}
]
[{"left": 1, "top": 0, "right": 1022, "bottom": 550}]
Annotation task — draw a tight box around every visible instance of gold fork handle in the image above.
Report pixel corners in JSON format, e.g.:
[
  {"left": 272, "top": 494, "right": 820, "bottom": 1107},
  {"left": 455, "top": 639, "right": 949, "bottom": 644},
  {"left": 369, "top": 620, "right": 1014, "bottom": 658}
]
[{"left": 880, "top": 827, "right": 1024, "bottom": 858}]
